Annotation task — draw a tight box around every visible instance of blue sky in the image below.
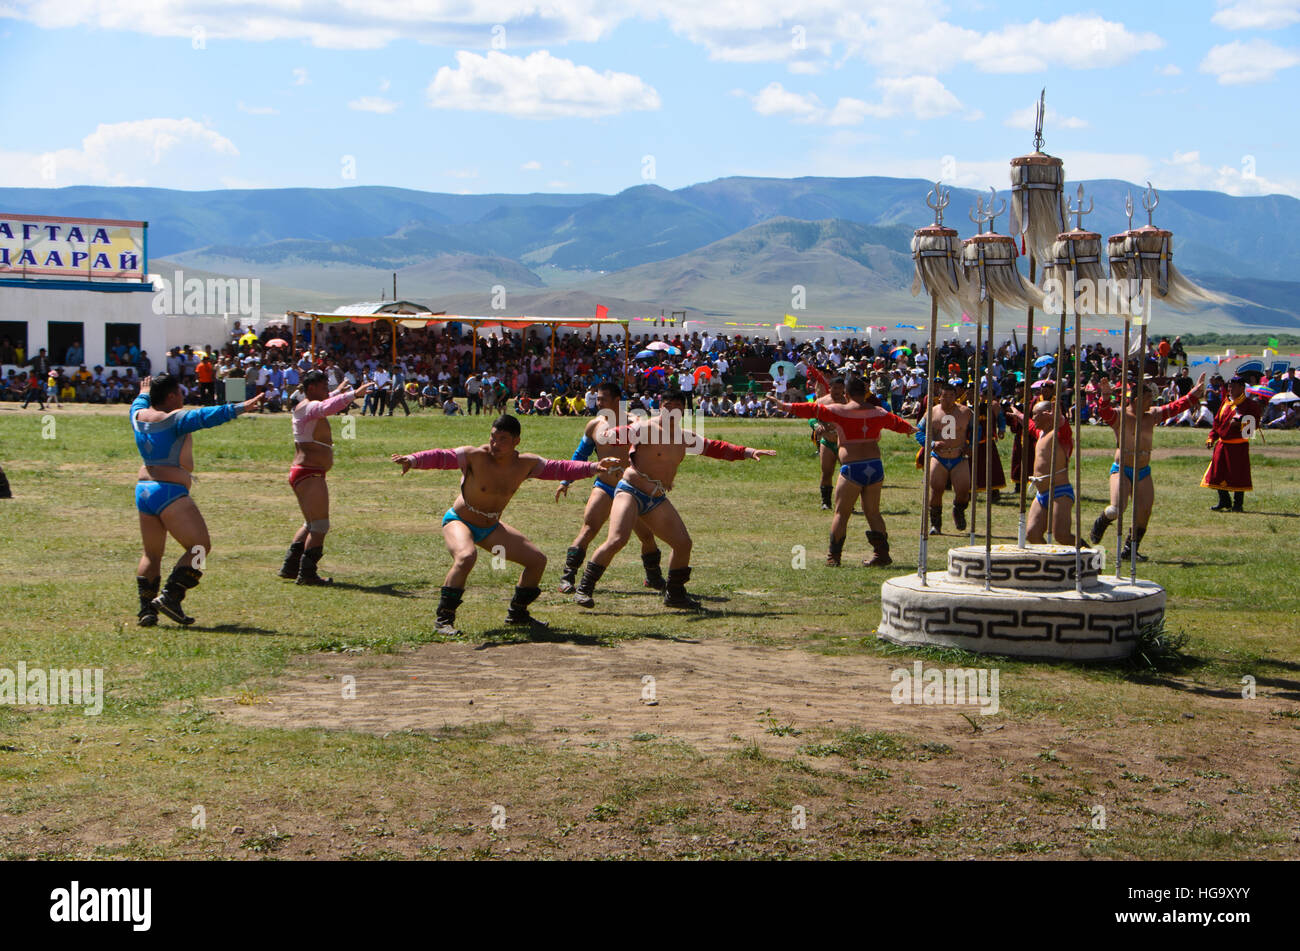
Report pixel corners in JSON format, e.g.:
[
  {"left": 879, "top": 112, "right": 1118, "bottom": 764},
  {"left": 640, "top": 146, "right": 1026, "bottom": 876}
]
[{"left": 1, "top": 1, "right": 1297, "bottom": 196}]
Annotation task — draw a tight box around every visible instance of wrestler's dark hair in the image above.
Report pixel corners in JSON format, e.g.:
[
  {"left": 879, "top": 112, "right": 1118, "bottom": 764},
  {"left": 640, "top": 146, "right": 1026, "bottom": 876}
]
[
  {"left": 845, "top": 376, "right": 867, "bottom": 398},
  {"left": 598, "top": 381, "right": 621, "bottom": 399},
  {"left": 149, "top": 373, "right": 181, "bottom": 408},
  {"left": 491, "top": 414, "right": 522, "bottom": 438},
  {"left": 302, "top": 369, "right": 327, "bottom": 387},
  {"left": 662, "top": 388, "right": 686, "bottom": 404},
  {"left": 830, "top": 376, "right": 845, "bottom": 387}
]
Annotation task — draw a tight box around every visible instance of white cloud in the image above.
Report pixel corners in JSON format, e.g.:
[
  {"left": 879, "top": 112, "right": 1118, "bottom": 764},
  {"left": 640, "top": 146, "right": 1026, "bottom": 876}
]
[
  {"left": 1200, "top": 39, "right": 1300, "bottom": 84},
  {"left": 1211, "top": 0, "right": 1300, "bottom": 30},
  {"left": 0, "top": 118, "right": 238, "bottom": 188},
  {"left": 379, "top": 78, "right": 391, "bottom": 92},
  {"left": 751, "top": 82, "right": 823, "bottom": 121},
  {"left": 0, "top": 2, "right": 1164, "bottom": 75},
  {"left": 546, "top": 180, "right": 572, "bottom": 189},
  {"left": 237, "top": 101, "right": 278, "bottom": 115},
  {"left": 444, "top": 168, "right": 478, "bottom": 179},
  {"left": 292, "top": 67, "right": 308, "bottom": 85},
  {"left": 521, "top": 160, "right": 542, "bottom": 170},
  {"left": 753, "top": 76, "right": 965, "bottom": 125},
  {"left": 1157, "top": 149, "right": 1298, "bottom": 197},
  {"left": 428, "top": 50, "right": 660, "bottom": 119},
  {"left": 349, "top": 96, "right": 399, "bottom": 113},
  {"left": 1004, "top": 103, "right": 1087, "bottom": 130},
  {"left": 787, "top": 60, "right": 825, "bottom": 75}
]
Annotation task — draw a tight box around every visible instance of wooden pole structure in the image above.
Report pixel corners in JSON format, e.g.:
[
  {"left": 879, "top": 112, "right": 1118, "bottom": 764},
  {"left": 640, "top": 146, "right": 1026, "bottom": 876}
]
[
  {"left": 390, "top": 319, "right": 396, "bottom": 366},
  {"left": 291, "top": 313, "right": 297, "bottom": 360},
  {"left": 983, "top": 295, "right": 995, "bottom": 588},
  {"left": 969, "top": 316, "right": 982, "bottom": 546},
  {"left": 550, "top": 323, "right": 556, "bottom": 375},
  {"left": 919, "top": 295, "right": 939, "bottom": 585},
  {"left": 310, "top": 315, "right": 317, "bottom": 362},
  {"left": 1019, "top": 258, "right": 1037, "bottom": 547},
  {"left": 623, "top": 322, "right": 630, "bottom": 392},
  {"left": 1046, "top": 307, "right": 1066, "bottom": 542},
  {"left": 1073, "top": 284, "right": 1083, "bottom": 593},
  {"left": 1115, "top": 311, "right": 1131, "bottom": 578},
  {"left": 1130, "top": 296, "right": 1149, "bottom": 583},
  {"left": 471, "top": 320, "right": 478, "bottom": 372}
]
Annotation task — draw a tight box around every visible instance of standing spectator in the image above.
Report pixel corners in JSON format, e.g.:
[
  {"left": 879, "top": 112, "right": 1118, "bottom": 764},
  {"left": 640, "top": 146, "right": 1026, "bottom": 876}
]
[
  {"left": 388, "top": 365, "right": 411, "bottom": 416},
  {"left": 678, "top": 366, "right": 696, "bottom": 410},
  {"left": 21, "top": 371, "right": 45, "bottom": 409},
  {"left": 195, "top": 354, "right": 216, "bottom": 405},
  {"left": 465, "top": 373, "right": 482, "bottom": 414}
]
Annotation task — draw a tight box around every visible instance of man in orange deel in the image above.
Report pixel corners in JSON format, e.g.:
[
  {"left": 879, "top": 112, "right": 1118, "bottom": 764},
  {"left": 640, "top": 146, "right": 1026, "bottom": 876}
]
[{"left": 195, "top": 354, "right": 216, "bottom": 405}]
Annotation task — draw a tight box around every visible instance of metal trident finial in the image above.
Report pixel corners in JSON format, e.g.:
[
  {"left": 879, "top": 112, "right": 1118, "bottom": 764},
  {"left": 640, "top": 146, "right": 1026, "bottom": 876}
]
[
  {"left": 1066, "top": 183, "right": 1093, "bottom": 231},
  {"left": 1124, "top": 191, "right": 1134, "bottom": 231},
  {"left": 926, "top": 181, "right": 951, "bottom": 226},
  {"left": 1033, "top": 87, "right": 1046, "bottom": 153},
  {"left": 1141, "top": 181, "right": 1159, "bottom": 226},
  {"left": 969, "top": 186, "right": 1005, "bottom": 233}
]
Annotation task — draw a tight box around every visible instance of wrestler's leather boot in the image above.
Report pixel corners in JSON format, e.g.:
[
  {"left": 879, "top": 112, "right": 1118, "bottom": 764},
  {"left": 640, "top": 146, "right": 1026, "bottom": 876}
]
[
  {"left": 435, "top": 586, "right": 463, "bottom": 636},
  {"left": 820, "top": 485, "right": 832, "bottom": 509},
  {"left": 1211, "top": 490, "right": 1232, "bottom": 511},
  {"left": 0, "top": 468, "right": 11, "bottom": 498},
  {"left": 296, "top": 546, "right": 333, "bottom": 585},
  {"left": 663, "top": 567, "right": 703, "bottom": 611},
  {"left": 929, "top": 505, "right": 942, "bottom": 536},
  {"left": 506, "top": 586, "right": 546, "bottom": 629},
  {"left": 136, "top": 576, "right": 160, "bottom": 627},
  {"left": 152, "top": 565, "right": 202, "bottom": 626},
  {"left": 558, "top": 546, "right": 585, "bottom": 593},
  {"left": 641, "top": 549, "right": 667, "bottom": 591},
  {"left": 1231, "top": 492, "right": 1245, "bottom": 513},
  {"left": 826, "top": 534, "right": 844, "bottom": 566},
  {"left": 574, "top": 562, "right": 605, "bottom": 608},
  {"left": 862, "top": 531, "right": 892, "bottom": 568},
  {"left": 953, "top": 502, "right": 968, "bottom": 532},
  {"left": 278, "top": 541, "right": 305, "bottom": 579},
  {"left": 1089, "top": 512, "right": 1112, "bottom": 545}
]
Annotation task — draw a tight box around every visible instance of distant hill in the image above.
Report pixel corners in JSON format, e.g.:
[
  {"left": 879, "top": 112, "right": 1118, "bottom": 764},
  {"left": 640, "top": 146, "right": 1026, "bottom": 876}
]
[{"left": 4, "top": 175, "right": 1297, "bottom": 330}]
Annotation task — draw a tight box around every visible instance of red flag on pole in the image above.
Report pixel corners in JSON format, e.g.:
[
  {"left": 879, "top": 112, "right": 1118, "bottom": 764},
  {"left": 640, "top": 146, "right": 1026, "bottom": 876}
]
[{"left": 595, "top": 305, "right": 609, "bottom": 320}]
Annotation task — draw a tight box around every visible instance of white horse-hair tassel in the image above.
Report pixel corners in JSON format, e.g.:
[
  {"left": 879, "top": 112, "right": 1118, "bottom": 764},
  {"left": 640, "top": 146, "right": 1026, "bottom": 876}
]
[
  {"left": 961, "top": 188, "right": 1046, "bottom": 315},
  {"left": 1009, "top": 89, "right": 1066, "bottom": 266},
  {"left": 1108, "top": 183, "right": 1227, "bottom": 312},
  {"left": 910, "top": 182, "right": 969, "bottom": 318},
  {"left": 1043, "top": 184, "right": 1110, "bottom": 315}
]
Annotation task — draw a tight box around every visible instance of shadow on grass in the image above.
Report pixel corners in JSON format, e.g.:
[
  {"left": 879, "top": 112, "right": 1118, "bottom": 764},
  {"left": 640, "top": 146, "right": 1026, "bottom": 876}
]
[
  {"left": 473, "top": 627, "right": 702, "bottom": 650},
  {"left": 187, "top": 623, "right": 289, "bottom": 636},
  {"left": 327, "top": 580, "right": 423, "bottom": 599}
]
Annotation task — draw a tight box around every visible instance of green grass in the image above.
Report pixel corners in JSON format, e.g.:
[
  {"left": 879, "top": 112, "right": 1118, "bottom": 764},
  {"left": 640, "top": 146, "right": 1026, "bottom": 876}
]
[{"left": 0, "top": 405, "right": 1298, "bottom": 859}]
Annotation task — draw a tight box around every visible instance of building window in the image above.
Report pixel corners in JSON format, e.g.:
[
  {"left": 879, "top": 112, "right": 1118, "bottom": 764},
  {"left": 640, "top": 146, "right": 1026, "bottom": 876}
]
[
  {"left": 106, "top": 323, "right": 141, "bottom": 368},
  {"left": 49, "top": 321, "right": 85, "bottom": 366},
  {"left": 0, "top": 321, "right": 27, "bottom": 365}
]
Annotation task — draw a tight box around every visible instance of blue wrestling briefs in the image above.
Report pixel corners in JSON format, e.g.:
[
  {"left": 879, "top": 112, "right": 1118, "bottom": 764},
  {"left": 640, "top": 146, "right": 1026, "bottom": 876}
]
[
  {"left": 1110, "top": 462, "right": 1151, "bottom": 483},
  {"left": 593, "top": 479, "right": 617, "bottom": 500},
  {"left": 442, "top": 507, "right": 499, "bottom": 544},
  {"left": 616, "top": 479, "right": 667, "bottom": 515},
  {"left": 1035, "top": 483, "right": 1076, "bottom": 509},
  {"left": 932, "top": 453, "right": 964, "bottom": 471},
  {"left": 840, "top": 458, "right": 885, "bottom": 486},
  {"left": 135, "top": 480, "right": 190, "bottom": 517}
]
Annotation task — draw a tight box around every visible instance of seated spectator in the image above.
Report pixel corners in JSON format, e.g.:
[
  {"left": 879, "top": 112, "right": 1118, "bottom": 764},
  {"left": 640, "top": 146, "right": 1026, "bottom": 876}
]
[
  {"left": 533, "top": 392, "right": 551, "bottom": 414},
  {"left": 420, "top": 383, "right": 440, "bottom": 408},
  {"left": 442, "top": 396, "right": 462, "bottom": 415}
]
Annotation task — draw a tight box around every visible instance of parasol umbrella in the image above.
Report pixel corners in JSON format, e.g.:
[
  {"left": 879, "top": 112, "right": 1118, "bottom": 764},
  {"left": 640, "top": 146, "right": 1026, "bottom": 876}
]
[
  {"left": 238, "top": 332, "right": 258, "bottom": 345},
  {"left": 693, "top": 366, "right": 713, "bottom": 384},
  {"left": 769, "top": 360, "right": 797, "bottom": 379},
  {"left": 1030, "top": 379, "right": 1054, "bottom": 390},
  {"left": 1247, "top": 385, "right": 1276, "bottom": 400},
  {"left": 1034, "top": 354, "right": 1055, "bottom": 368},
  {"left": 1270, "top": 391, "right": 1299, "bottom": 404},
  {"left": 664, "top": 346, "right": 682, "bottom": 356},
  {"left": 890, "top": 346, "right": 912, "bottom": 359},
  {"left": 265, "top": 338, "right": 289, "bottom": 349},
  {"left": 635, "top": 350, "right": 657, "bottom": 360},
  {"left": 647, "top": 341, "right": 671, "bottom": 351}
]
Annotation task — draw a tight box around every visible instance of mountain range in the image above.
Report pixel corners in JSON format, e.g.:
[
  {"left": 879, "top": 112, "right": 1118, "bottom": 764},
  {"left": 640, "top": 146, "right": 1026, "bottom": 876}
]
[{"left": 3, "top": 176, "right": 1297, "bottom": 331}]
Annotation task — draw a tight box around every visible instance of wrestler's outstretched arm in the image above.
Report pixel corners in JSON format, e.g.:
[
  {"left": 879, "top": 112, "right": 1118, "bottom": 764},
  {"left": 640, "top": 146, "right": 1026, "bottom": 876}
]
[
  {"left": 697, "top": 437, "right": 776, "bottom": 461},
  {"left": 391, "top": 446, "right": 473, "bottom": 475}
]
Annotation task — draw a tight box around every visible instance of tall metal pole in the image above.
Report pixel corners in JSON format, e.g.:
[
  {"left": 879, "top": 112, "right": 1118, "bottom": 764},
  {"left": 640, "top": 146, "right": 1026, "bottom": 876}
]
[
  {"left": 1130, "top": 293, "right": 1149, "bottom": 583},
  {"left": 1115, "top": 312, "right": 1131, "bottom": 578},
  {"left": 969, "top": 315, "right": 982, "bottom": 546},
  {"left": 984, "top": 296, "right": 995, "bottom": 589},
  {"left": 1072, "top": 277, "right": 1083, "bottom": 593},
  {"left": 1046, "top": 306, "right": 1066, "bottom": 542},
  {"left": 1019, "top": 257, "right": 1036, "bottom": 548},
  {"left": 919, "top": 296, "right": 939, "bottom": 584}
]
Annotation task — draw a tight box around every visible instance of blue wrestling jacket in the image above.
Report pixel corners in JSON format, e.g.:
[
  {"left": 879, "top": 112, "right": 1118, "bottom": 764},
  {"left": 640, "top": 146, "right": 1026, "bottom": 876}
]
[{"left": 130, "top": 394, "right": 242, "bottom": 466}]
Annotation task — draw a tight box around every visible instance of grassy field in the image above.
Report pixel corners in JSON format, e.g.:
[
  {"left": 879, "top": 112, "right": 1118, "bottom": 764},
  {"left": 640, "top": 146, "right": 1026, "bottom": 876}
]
[{"left": 1, "top": 403, "right": 1298, "bottom": 860}]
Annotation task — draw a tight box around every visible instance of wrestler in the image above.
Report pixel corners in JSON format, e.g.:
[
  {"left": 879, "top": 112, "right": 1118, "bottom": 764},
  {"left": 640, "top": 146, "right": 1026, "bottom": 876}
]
[
  {"left": 777, "top": 376, "right": 915, "bottom": 567},
  {"left": 392, "top": 414, "right": 618, "bottom": 635},
  {"left": 131, "top": 373, "right": 265, "bottom": 626},
  {"left": 1020, "top": 401, "right": 1075, "bottom": 546},
  {"left": 807, "top": 371, "right": 847, "bottom": 510},
  {"left": 555, "top": 381, "right": 665, "bottom": 594},
  {"left": 915, "top": 379, "right": 973, "bottom": 535},
  {"left": 279, "top": 371, "right": 375, "bottom": 584},
  {"left": 1202, "top": 374, "right": 1264, "bottom": 513},
  {"left": 573, "top": 390, "right": 775, "bottom": 610},
  {"left": 1088, "top": 373, "right": 1206, "bottom": 560},
  {"left": 973, "top": 387, "right": 1007, "bottom": 504}
]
